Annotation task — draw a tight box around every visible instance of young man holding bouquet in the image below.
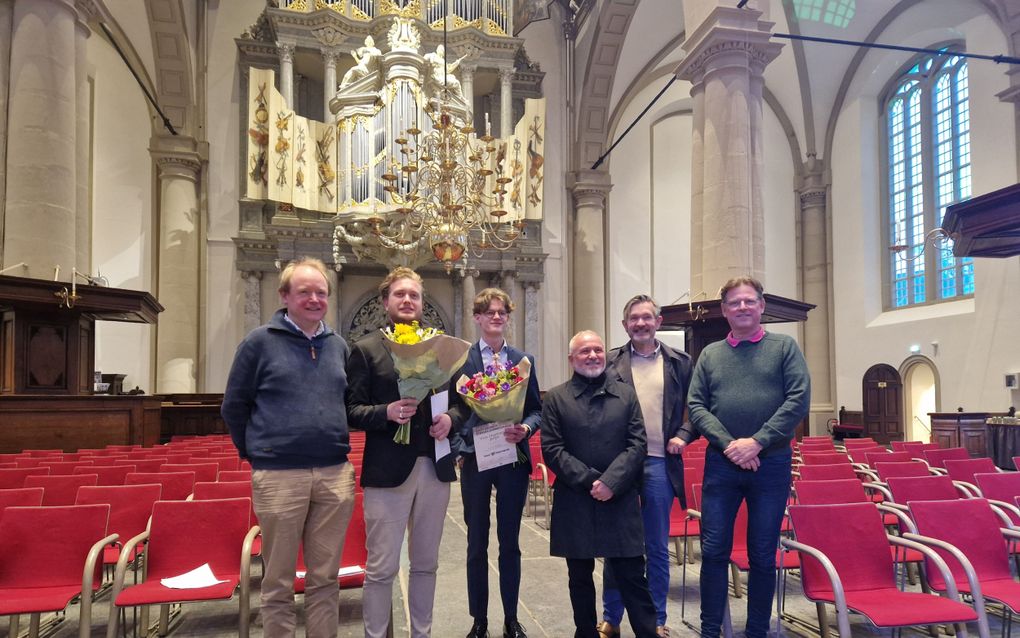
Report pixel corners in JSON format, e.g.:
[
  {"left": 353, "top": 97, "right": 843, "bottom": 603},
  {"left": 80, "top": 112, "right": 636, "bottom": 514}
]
[
  {"left": 346, "top": 267, "right": 465, "bottom": 638},
  {"left": 447, "top": 288, "right": 542, "bottom": 638}
]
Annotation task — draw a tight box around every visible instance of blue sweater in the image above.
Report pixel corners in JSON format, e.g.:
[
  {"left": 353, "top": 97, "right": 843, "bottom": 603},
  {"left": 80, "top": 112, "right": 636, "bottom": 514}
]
[{"left": 222, "top": 309, "right": 351, "bottom": 470}]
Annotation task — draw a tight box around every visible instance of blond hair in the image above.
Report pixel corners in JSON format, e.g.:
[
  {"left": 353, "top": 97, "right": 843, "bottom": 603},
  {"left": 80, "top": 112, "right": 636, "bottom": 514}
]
[
  {"left": 472, "top": 288, "right": 514, "bottom": 315},
  {"left": 279, "top": 257, "right": 331, "bottom": 294},
  {"left": 378, "top": 266, "right": 424, "bottom": 300}
]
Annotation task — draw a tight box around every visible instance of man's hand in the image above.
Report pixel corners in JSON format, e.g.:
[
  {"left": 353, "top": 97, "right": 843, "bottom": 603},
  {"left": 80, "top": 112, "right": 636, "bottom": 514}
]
[
  {"left": 430, "top": 413, "right": 452, "bottom": 440},
  {"left": 504, "top": 423, "right": 529, "bottom": 444},
  {"left": 387, "top": 398, "right": 419, "bottom": 424},
  {"left": 738, "top": 457, "right": 760, "bottom": 472},
  {"left": 590, "top": 479, "right": 614, "bottom": 502},
  {"left": 724, "top": 437, "right": 763, "bottom": 465},
  {"left": 666, "top": 437, "right": 687, "bottom": 455}
]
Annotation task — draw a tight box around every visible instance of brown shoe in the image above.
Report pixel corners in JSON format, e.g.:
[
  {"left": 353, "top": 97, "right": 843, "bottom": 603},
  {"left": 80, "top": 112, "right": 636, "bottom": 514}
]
[
  {"left": 656, "top": 626, "right": 671, "bottom": 638},
  {"left": 596, "top": 621, "right": 620, "bottom": 638}
]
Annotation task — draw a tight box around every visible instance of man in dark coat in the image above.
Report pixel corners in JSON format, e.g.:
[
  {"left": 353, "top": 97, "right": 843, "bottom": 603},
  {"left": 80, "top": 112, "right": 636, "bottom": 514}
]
[
  {"left": 540, "top": 330, "right": 658, "bottom": 638},
  {"left": 600, "top": 294, "right": 694, "bottom": 638}
]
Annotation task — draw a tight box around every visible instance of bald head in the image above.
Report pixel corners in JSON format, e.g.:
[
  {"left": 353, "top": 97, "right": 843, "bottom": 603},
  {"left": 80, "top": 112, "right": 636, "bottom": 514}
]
[{"left": 568, "top": 331, "right": 607, "bottom": 378}]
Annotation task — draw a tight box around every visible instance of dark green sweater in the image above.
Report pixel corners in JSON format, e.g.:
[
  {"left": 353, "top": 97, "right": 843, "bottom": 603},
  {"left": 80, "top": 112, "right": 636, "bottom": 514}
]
[{"left": 688, "top": 332, "right": 810, "bottom": 457}]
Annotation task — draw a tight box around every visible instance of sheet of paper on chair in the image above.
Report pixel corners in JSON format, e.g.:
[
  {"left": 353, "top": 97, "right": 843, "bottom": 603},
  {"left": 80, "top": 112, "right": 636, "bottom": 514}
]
[
  {"left": 160, "top": 563, "right": 228, "bottom": 589},
  {"left": 338, "top": 565, "right": 365, "bottom": 577},
  {"left": 295, "top": 571, "right": 306, "bottom": 578}
]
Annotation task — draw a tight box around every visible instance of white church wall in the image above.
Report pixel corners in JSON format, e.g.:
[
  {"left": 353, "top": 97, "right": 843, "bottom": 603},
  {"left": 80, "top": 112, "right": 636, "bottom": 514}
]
[
  {"left": 521, "top": 11, "right": 571, "bottom": 387},
  {"left": 203, "top": 2, "right": 265, "bottom": 391},
  {"left": 830, "top": 7, "right": 1019, "bottom": 415},
  {"left": 760, "top": 101, "right": 799, "bottom": 338},
  {"left": 87, "top": 31, "right": 156, "bottom": 393}
]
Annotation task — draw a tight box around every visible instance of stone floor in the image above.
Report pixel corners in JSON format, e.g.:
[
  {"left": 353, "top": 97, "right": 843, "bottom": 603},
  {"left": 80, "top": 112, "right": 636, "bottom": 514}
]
[{"left": 0, "top": 483, "right": 1005, "bottom": 638}]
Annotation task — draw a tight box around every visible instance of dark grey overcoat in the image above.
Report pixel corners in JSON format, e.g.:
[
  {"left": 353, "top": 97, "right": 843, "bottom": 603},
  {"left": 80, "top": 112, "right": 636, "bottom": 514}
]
[{"left": 540, "top": 372, "right": 647, "bottom": 559}]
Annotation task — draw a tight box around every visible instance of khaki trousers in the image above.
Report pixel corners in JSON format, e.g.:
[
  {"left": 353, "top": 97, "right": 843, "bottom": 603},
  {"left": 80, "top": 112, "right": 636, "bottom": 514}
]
[
  {"left": 362, "top": 457, "right": 451, "bottom": 638},
  {"left": 252, "top": 463, "right": 356, "bottom": 638}
]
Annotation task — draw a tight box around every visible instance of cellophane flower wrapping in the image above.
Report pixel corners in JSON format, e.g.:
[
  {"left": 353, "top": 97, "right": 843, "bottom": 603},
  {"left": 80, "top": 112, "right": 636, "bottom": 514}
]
[
  {"left": 383, "top": 322, "right": 471, "bottom": 444},
  {"left": 455, "top": 357, "right": 532, "bottom": 424}
]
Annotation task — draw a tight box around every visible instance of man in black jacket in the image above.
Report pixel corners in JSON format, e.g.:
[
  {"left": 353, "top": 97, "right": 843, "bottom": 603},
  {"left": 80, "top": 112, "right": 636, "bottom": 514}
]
[
  {"left": 541, "top": 330, "right": 658, "bottom": 638},
  {"left": 599, "top": 295, "right": 694, "bottom": 638},
  {"left": 222, "top": 258, "right": 355, "bottom": 638},
  {"left": 346, "top": 266, "right": 458, "bottom": 638},
  {"left": 448, "top": 288, "right": 542, "bottom": 638}
]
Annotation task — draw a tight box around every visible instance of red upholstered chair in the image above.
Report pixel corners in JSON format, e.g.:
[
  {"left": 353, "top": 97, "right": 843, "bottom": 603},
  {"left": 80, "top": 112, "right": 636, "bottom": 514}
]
[
  {"left": 75, "top": 484, "right": 162, "bottom": 567},
  {"left": 22, "top": 449, "right": 63, "bottom": 457},
  {"left": 795, "top": 463, "right": 859, "bottom": 482},
  {"left": 906, "top": 498, "right": 1017, "bottom": 637},
  {"left": 217, "top": 470, "right": 252, "bottom": 482},
  {"left": 891, "top": 441, "right": 926, "bottom": 456},
  {"left": 973, "top": 472, "right": 1020, "bottom": 525},
  {"left": 943, "top": 458, "right": 999, "bottom": 496},
  {"left": 160, "top": 462, "right": 219, "bottom": 484},
  {"left": 14, "top": 458, "right": 48, "bottom": 468},
  {"left": 0, "top": 487, "right": 44, "bottom": 519},
  {"left": 38, "top": 460, "right": 94, "bottom": 476},
  {"left": 863, "top": 450, "right": 913, "bottom": 467},
  {"left": 124, "top": 471, "right": 196, "bottom": 501},
  {"left": 783, "top": 503, "right": 982, "bottom": 638},
  {"left": 192, "top": 481, "right": 261, "bottom": 556},
  {"left": 886, "top": 475, "right": 970, "bottom": 508},
  {"left": 106, "top": 498, "right": 259, "bottom": 638},
  {"left": 294, "top": 492, "right": 368, "bottom": 593},
  {"left": 0, "top": 504, "right": 116, "bottom": 638},
  {"left": 846, "top": 447, "right": 888, "bottom": 464},
  {"left": 873, "top": 461, "right": 933, "bottom": 485},
  {"left": 24, "top": 473, "right": 98, "bottom": 506},
  {"left": 73, "top": 464, "right": 134, "bottom": 486},
  {"left": 0, "top": 467, "right": 49, "bottom": 489},
  {"left": 112, "top": 458, "right": 165, "bottom": 473},
  {"left": 923, "top": 447, "right": 970, "bottom": 471},
  {"left": 800, "top": 452, "right": 852, "bottom": 466},
  {"left": 671, "top": 459, "right": 704, "bottom": 565}
]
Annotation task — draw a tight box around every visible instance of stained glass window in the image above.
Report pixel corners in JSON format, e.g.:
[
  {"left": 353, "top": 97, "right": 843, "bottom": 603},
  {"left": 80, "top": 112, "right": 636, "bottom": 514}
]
[{"left": 885, "top": 51, "right": 973, "bottom": 308}]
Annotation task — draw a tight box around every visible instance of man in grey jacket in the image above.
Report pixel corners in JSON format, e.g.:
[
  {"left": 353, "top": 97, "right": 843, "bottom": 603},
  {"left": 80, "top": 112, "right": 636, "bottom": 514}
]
[{"left": 222, "top": 257, "right": 355, "bottom": 638}]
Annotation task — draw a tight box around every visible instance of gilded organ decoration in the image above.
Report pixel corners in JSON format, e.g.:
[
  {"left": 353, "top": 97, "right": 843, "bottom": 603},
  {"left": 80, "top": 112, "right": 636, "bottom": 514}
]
[{"left": 246, "top": 75, "right": 271, "bottom": 198}]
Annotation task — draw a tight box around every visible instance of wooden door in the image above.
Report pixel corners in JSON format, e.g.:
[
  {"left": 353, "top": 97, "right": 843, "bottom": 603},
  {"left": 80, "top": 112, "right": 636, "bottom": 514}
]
[{"left": 863, "top": 364, "right": 904, "bottom": 445}]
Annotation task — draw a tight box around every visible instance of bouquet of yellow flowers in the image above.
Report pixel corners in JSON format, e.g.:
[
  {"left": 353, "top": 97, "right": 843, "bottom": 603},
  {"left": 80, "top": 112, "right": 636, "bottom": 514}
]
[{"left": 382, "top": 321, "right": 471, "bottom": 444}]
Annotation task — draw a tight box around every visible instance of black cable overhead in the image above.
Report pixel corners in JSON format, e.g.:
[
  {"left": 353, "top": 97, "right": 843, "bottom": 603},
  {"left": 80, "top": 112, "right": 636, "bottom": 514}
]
[
  {"left": 99, "top": 22, "right": 178, "bottom": 136},
  {"left": 590, "top": 3, "right": 1019, "bottom": 170}
]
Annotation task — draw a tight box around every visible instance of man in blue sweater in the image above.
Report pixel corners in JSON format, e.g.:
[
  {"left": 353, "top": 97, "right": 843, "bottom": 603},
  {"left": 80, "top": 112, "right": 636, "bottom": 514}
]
[
  {"left": 688, "top": 276, "right": 810, "bottom": 638},
  {"left": 222, "top": 257, "right": 355, "bottom": 638}
]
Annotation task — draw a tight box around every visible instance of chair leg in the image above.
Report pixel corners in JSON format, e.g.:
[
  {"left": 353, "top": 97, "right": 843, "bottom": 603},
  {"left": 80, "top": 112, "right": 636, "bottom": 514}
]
[
  {"left": 730, "top": 563, "right": 742, "bottom": 598},
  {"left": 158, "top": 604, "right": 169, "bottom": 635},
  {"left": 816, "top": 602, "right": 830, "bottom": 638},
  {"left": 9, "top": 615, "right": 19, "bottom": 638},
  {"left": 28, "top": 613, "right": 40, "bottom": 638},
  {"left": 673, "top": 538, "right": 682, "bottom": 566}
]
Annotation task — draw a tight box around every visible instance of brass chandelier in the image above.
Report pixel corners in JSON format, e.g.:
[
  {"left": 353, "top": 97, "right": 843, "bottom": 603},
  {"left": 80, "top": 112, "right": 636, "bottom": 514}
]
[{"left": 379, "top": 100, "right": 522, "bottom": 273}]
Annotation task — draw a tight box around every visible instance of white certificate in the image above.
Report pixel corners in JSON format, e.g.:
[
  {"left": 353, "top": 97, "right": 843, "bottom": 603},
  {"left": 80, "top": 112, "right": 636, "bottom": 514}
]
[
  {"left": 472, "top": 421, "right": 517, "bottom": 472},
  {"left": 431, "top": 391, "right": 451, "bottom": 461}
]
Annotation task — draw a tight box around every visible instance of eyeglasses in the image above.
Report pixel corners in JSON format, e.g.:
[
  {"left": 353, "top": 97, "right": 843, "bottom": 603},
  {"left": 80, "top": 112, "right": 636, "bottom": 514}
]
[
  {"left": 722, "top": 298, "right": 761, "bottom": 309},
  {"left": 482, "top": 310, "right": 508, "bottom": 318}
]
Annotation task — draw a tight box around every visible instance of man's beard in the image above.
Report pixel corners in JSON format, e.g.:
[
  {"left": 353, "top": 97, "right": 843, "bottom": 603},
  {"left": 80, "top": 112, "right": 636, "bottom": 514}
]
[{"left": 575, "top": 364, "right": 605, "bottom": 378}]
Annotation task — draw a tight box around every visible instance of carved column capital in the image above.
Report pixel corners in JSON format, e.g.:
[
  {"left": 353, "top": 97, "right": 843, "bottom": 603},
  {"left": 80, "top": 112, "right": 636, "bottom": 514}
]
[
  {"left": 276, "top": 41, "right": 296, "bottom": 63},
  {"left": 568, "top": 169, "right": 613, "bottom": 208},
  {"left": 498, "top": 66, "right": 515, "bottom": 85},
  {"left": 321, "top": 46, "right": 341, "bottom": 66}
]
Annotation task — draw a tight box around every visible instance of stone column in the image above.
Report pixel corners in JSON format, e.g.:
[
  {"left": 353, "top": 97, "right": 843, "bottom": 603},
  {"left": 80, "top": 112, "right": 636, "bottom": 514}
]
[
  {"left": 799, "top": 162, "right": 834, "bottom": 433},
  {"left": 460, "top": 62, "right": 475, "bottom": 121},
  {"left": 452, "top": 270, "right": 464, "bottom": 338},
  {"left": 675, "top": 6, "right": 782, "bottom": 295},
  {"left": 499, "top": 66, "right": 514, "bottom": 137},
  {"left": 277, "top": 41, "right": 295, "bottom": 108},
  {"left": 74, "top": 8, "right": 90, "bottom": 270},
  {"left": 568, "top": 169, "right": 612, "bottom": 337},
  {"left": 242, "top": 270, "right": 263, "bottom": 335},
  {"left": 0, "top": 0, "right": 12, "bottom": 265},
  {"left": 153, "top": 142, "right": 202, "bottom": 393},
  {"left": 3, "top": 0, "right": 79, "bottom": 280},
  {"left": 321, "top": 47, "right": 339, "bottom": 121},
  {"left": 461, "top": 268, "right": 477, "bottom": 342},
  {"left": 329, "top": 264, "right": 342, "bottom": 336},
  {"left": 523, "top": 281, "right": 540, "bottom": 357},
  {"left": 502, "top": 269, "right": 516, "bottom": 344}
]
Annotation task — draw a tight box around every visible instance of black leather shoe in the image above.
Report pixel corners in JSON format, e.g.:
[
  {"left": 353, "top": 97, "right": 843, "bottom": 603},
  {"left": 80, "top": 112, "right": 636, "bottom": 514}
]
[
  {"left": 504, "top": 619, "right": 528, "bottom": 638},
  {"left": 467, "top": 619, "right": 489, "bottom": 638}
]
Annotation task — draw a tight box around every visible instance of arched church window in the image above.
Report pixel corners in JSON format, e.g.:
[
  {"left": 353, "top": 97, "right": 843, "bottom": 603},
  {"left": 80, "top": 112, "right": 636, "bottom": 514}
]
[{"left": 884, "top": 50, "right": 973, "bottom": 308}]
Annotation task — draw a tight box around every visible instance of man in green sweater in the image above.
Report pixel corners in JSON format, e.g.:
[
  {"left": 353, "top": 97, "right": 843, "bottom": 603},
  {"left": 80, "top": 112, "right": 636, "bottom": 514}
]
[{"left": 687, "top": 276, "right": 810, "bottom": 638}]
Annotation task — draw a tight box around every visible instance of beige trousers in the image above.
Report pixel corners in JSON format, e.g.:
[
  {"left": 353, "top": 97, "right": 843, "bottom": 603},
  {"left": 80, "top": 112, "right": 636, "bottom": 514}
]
[
  {"left": 252, "top": 463, "right": 356, "bottom": 638},
  {"left": 362, "top": 457, "right": 451, "bottom": 638}
]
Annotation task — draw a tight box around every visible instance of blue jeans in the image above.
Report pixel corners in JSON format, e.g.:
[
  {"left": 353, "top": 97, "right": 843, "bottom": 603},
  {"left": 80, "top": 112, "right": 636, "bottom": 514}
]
[
  {"left": 699, "top": 451, "right": 791, "bottom": 638},
  {"left": 603, "top": 456, "right": 673, "bottom": 626}
]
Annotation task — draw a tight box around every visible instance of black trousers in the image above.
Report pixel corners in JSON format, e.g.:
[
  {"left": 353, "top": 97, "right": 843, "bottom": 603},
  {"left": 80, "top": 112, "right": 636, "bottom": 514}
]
[
  {"left": 461, "top": 453, "right": 530, "bottom": 621},
  {"left": 565, "top": 556, "right": 658, "bottom": 638}
]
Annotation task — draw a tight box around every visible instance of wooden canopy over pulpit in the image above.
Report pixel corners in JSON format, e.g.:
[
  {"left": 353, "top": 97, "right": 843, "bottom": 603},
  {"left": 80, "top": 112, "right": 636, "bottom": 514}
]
[
  {"left": 0, "top": 274, "right": 162, "bottom": 395},
  {"left": 942, "top": 182, "right": 1020, "bottom": 258},
  {"left": 660, "top": 293, "right": 815, "bottom": 363}
]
